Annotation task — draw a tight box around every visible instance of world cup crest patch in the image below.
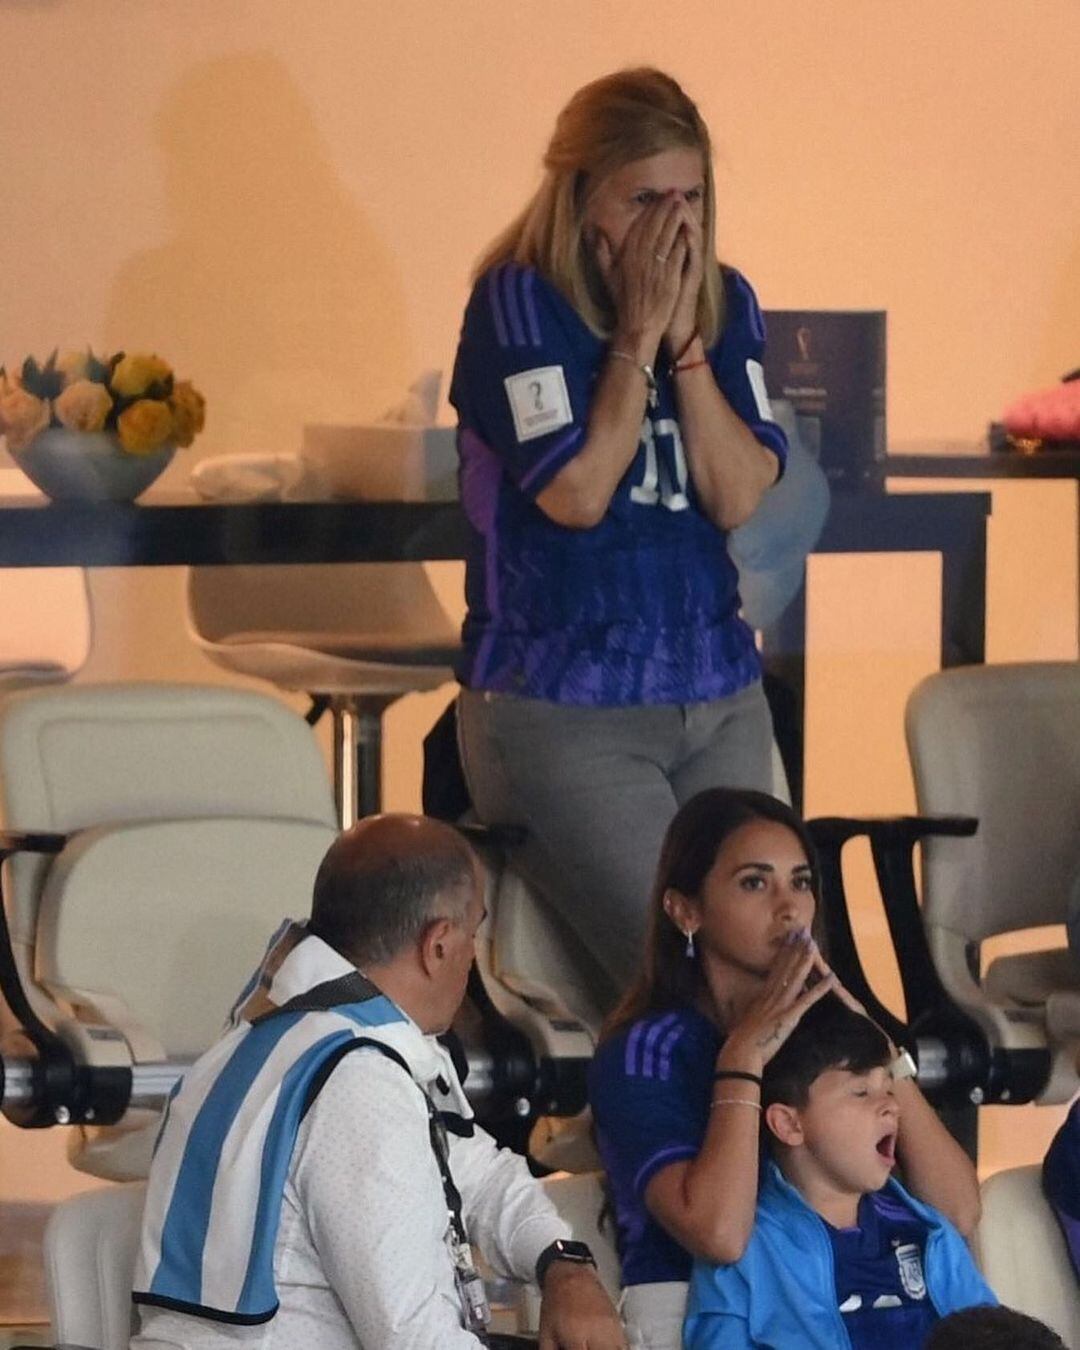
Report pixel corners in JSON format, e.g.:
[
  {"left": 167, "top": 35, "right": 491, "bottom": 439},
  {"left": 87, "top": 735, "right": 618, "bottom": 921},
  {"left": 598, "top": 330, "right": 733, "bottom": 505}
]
[{"left": 894, "top": 1242, "right": 927, "bottom": 1300}]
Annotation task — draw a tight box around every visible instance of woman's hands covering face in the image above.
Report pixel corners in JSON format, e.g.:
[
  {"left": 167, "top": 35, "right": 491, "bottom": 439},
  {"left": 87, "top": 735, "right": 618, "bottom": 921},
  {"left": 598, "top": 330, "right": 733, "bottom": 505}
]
[
  {"left": 664, "top": 195, "right": 704, "bottom": 356},
  {"left": 594, "top": 193, "right": 688, "bottom": 353}
]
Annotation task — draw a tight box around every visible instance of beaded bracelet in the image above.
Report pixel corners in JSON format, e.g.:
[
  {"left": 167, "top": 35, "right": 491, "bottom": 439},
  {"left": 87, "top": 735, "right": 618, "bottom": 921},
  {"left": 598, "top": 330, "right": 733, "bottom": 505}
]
[{"left": 710, "top": 1097, "right": 762, "bottom": 1112}]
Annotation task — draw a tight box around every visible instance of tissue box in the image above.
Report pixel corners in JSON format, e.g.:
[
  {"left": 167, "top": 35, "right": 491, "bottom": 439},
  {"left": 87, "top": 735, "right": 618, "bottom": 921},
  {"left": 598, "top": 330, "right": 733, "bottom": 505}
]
[
  {"left": 302, "top": 424, "right": 459, "bottom": 502},
  {"left": 762, "top": 310, "right": 887, "bottom": 492}
]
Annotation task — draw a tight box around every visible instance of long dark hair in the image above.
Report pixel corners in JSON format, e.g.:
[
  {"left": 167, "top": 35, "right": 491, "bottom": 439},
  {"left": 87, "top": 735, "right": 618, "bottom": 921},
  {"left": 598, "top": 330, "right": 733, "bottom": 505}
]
[{"left": 602, "top": 788, "right": 819, "bottom": 1042}]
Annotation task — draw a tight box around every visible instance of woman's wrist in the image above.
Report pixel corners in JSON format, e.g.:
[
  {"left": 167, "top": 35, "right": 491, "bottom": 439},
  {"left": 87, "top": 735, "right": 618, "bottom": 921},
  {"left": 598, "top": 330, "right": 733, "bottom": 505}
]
[
  {"left": 668, "top": 329, "right": 704, "bottom": 365},
  {"left": 715, "top": 1036, "right": 764, "bottom": 1078},
  {"left": 611, "top": 326, "right": 662, "bottom": 365}
]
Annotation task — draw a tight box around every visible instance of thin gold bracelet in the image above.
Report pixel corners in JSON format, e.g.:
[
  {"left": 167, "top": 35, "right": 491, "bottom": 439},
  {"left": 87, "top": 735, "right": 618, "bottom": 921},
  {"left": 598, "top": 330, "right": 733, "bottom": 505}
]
[{"left": 710, "top": 1097, "right": 763, "bottom": 1112}]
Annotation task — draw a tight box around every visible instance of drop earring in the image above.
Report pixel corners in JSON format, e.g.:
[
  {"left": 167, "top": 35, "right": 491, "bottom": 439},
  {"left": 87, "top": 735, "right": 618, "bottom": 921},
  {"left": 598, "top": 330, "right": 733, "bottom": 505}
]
[{"left": 684, "top": 929, "right": 696, "bottom": 960}]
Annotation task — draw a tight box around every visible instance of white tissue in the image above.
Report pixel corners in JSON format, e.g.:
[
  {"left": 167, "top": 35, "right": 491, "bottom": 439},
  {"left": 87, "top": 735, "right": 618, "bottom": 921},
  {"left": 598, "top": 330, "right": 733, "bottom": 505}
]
[
  {"left": 190, "top": 453, "right": 328, "bottom": 503},
  {"left": 301, "top": 370, "right": 457, "bottom": 502},
  {"left": 377, "top": 369, "right": 442, "bottom": 426}
]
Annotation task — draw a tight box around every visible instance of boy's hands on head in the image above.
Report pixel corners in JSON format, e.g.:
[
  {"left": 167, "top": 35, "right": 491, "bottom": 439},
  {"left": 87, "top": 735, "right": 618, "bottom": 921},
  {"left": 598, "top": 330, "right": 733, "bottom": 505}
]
[{"left": 719, "top": 929, "right": 837, "bottom": 1074}]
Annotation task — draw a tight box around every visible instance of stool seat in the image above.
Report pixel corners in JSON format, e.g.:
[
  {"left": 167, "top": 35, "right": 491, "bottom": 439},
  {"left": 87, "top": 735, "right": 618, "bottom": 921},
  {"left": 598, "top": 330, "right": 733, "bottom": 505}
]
[
  {"left": 187, "top": 563, "right": 462, "bottom": 825},
  {"left": 213, "top": 630, "right": 458, "bottom": 695}
]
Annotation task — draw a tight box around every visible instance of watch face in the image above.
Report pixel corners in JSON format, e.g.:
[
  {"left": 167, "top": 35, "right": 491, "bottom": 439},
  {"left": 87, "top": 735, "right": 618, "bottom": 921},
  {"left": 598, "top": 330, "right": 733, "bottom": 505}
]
[
  {"left": 891, "top": 1050, "right": 918, "bottom": 1081},
  {"left": 554, "top": 1240, "right": 594, "bottom": 1262},
  {"left": 537, "top": 1238, "right": 596, "bottom": 1286}
]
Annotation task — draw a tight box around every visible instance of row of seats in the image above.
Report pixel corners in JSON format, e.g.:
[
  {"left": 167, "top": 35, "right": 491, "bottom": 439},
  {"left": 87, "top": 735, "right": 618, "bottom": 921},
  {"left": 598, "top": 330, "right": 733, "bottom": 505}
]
[
  {"left": 3, "top": 547, "right": 1079, "bottom": 1340},
  {"left": 38, "top": 1160, "right": 1080, "bottom": 1349},
  {"left": 5, "top": 664, "right": 1074, "bottom": 1175}
]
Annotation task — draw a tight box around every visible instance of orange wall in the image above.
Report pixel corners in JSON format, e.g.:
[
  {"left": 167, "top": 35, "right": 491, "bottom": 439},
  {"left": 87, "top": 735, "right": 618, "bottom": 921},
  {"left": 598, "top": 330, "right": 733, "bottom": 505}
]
[{"left": 0, "top": 0, "right": 1078, "bottom": 1201}]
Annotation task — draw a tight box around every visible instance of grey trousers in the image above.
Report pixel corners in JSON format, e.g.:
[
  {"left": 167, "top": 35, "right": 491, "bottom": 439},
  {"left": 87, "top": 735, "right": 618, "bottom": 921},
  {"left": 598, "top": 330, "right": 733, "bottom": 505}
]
[{"left": 456, "top": 681, "right": 774, "bottom": 1008}]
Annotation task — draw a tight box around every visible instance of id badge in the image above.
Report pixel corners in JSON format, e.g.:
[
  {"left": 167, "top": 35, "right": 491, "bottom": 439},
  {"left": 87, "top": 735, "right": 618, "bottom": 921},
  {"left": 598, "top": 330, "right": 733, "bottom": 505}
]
[{"left": 448, "top": 1229, "right": 491, "bottom": 1336}]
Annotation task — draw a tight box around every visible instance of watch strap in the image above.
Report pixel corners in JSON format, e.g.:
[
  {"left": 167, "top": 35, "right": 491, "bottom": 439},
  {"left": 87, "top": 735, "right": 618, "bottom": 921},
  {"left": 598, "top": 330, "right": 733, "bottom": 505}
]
[{"left": 535, "top": 1238, "right": 596, "bottom": 1287}]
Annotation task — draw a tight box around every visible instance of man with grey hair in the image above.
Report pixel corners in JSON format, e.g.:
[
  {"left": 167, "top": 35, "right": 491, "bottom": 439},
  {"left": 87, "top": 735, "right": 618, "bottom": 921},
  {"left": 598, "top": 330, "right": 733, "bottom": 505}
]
[{"left": 131, "top": 814, "right": 625, "bottom": 1350}]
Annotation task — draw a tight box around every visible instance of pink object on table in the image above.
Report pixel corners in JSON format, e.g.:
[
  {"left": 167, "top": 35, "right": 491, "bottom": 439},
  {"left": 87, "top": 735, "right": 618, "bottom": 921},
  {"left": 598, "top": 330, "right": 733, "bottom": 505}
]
[{"left": 1002, "top": 379, "right": 1080, "bottom": 441}]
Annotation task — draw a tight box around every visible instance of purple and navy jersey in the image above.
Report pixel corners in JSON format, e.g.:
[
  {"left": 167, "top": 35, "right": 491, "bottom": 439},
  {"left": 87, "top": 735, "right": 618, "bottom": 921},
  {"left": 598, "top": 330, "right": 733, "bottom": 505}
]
[
  {"left": 588, "top": 1007, "right": 721, "bottom": 1285},
  {"left": 449, "top": 263, "right": 787, "bottom": 706},
  {"left": 827, "top": 1190, "right": 939, "bottom": 1350},
  {"left": 1043, "top": 1097, "right": 1080, "bottom": 1278}
]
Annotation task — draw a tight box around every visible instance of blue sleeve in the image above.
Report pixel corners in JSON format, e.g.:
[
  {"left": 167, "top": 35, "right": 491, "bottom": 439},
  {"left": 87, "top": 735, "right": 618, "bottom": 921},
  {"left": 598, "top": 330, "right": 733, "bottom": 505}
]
[
  {"left": 1043, "top": 1100, "right": 1080, "bottom": 1277},
  {"left": 683, "top": 1260, "right": 753, "bottom": 1349},
  {"left": 449, "top": 263, "right": 594, "bottom": 499},
  {"left": 727, "top": 403, "right": 831, "bottom": 629},
  {"left": 588, "top": 1014, "right": 713, "bottom": 1202},
  {"left": 1044, "top": 1099, "right": 1080, "bottom": 1217},
  {"left": 933, "top": 1213, "right": 999, "bottom": 1313},
  {"left": 710, "top": 270, "right": 788, "bottom": 476}
]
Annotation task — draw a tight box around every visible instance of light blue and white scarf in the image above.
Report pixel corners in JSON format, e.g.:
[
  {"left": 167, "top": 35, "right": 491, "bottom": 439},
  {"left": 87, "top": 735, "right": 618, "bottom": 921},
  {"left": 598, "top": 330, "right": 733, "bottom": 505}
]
[{"left": 133, "top": 929, "right": 472, "bottom": 1323}]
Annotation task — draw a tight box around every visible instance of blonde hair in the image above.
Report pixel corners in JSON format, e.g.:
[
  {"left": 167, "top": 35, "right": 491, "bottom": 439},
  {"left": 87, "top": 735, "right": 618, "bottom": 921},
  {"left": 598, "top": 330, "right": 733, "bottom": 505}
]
[{"left": 475, "top": 67, "right": 725, "bottom": 345}]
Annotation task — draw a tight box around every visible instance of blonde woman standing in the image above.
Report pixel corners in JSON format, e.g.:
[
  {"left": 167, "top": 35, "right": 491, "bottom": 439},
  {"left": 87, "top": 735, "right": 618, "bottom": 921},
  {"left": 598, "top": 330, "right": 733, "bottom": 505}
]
[{"left": 452, "top": 69, "right": 786, "bottom": 1005}]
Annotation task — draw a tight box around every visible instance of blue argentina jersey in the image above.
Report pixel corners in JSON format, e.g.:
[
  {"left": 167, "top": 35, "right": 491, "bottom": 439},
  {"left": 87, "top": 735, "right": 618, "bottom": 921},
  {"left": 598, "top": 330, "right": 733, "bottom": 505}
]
[
  {"left": 589, "top": 1007, "right": 721, "bottom": 1284},
  {"left": 449, "top": 263, "right": 787, "bottom": 706},
  {"left": 827, "top": 1190, "right": 939, "bottom": 1350}
]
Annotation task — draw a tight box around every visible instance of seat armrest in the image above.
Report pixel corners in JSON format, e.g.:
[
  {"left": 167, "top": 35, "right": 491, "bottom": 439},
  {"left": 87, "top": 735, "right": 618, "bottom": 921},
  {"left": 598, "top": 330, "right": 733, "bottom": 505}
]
[
  {"left": 0, "top": 829, "right": 69, "bottom": 1047},
  {"left": 809, "top": 814, "right": 977, "bottom": 850},
  {"left": 454, "top": 821, "right": 528, "bottom": 851},
  {"left": 0, "top": 827, "right": 133, "bottom": 1131},
  {"left": 807, "top": 815, "right": 986, "bottom": 1096},
  {"left": 0, "top": 828, "right": 68, "bottom": 858}
]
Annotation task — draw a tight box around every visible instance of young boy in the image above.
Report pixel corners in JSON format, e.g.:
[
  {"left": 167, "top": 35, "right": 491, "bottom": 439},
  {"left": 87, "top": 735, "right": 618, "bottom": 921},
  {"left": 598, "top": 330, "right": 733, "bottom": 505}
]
[{"left": 683, "top": 997, "right": 996, "bottom": 1349}]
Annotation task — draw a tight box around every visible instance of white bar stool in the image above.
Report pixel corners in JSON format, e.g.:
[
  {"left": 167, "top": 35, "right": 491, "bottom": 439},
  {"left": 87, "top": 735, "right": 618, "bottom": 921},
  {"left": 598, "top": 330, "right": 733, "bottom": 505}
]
[{"left": 186, "top": 563, "right": 460, "bottom": 826}]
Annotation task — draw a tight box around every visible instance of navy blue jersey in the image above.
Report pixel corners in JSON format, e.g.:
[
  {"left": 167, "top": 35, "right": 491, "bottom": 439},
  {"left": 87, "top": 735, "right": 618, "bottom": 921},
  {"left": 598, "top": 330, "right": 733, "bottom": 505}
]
[
  {"left": 449, "top": 263, "right": 787, "bottom": 706},
  {"left": 589, "top": 1007, "right": 720, "bottom": 1285},
  {"left": 827, "top": 1190, "right": 939, "bottom": 1350},
  {"left": 1043, "top": 1097, "right": 1080, "bottom": 1278}
]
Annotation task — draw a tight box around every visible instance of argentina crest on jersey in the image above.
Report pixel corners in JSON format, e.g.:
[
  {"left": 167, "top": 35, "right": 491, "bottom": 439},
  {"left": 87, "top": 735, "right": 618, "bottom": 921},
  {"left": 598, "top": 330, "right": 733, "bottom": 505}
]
[{"left": 894, "top": 1241, "right": 927, "bottom": 1300}]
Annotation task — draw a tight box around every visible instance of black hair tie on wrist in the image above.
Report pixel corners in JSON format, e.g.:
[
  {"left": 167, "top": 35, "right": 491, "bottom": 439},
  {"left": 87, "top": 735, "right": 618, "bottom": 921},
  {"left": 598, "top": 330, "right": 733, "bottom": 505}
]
[{"left": 713, "top": 1069, "right": 763, "bottom": 1087}]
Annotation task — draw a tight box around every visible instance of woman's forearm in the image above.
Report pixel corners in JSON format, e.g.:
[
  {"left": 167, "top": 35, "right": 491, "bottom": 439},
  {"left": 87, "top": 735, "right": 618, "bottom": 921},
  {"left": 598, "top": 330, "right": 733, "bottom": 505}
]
[
  {"left": 535, "top": 335, "right": 655, "bottom": 529},
  {"left": 644, "top": 1040, "right": 765, "bottom": 1264},
  {"left": 893, "top": 1079, "right": 982, "bottom": 1235},
  {"left": 671, "top": 340, "right": 778, "bottom": 530}
]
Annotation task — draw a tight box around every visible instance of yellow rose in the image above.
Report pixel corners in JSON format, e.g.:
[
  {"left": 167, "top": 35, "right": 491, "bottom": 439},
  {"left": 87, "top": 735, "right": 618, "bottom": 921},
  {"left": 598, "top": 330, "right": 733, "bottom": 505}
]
[
  {"left": 56, "top": 350, "right": 91, "bottom": 386},
  {"left": 116, "top": 398, "right": 174, "bottom": 455},
  {"left": 111, "top": 352, "right": 173, "bottom": 399},
  {"left": 0, "top": 387, "right": 51, "bottom": 452},
  {"left": 167, "top": 381, "right": 206, "bottom": 448},
  {"left": 54, "top": 379, "right": 113, "bottom": 433}
]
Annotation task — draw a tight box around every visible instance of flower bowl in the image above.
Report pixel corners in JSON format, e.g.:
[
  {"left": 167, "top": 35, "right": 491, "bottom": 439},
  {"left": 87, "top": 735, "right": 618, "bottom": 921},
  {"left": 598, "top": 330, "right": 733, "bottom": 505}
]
[{"left": 13, "top": 427, "right": 175, "bottom": 503}]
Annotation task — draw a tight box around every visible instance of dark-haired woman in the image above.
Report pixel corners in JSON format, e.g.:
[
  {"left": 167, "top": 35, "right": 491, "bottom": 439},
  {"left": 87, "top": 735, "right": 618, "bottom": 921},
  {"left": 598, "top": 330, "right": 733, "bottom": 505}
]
[{"left": 588, "top": 788, "right": 981, "bottom": 1349}]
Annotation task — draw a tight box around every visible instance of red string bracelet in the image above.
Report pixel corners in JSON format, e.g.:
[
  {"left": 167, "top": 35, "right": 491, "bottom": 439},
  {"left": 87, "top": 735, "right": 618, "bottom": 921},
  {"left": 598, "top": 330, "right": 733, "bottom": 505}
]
[
  {"left": 671, "top": 331, "right": 699, "bottom": 364},
  {"left": 673, "top": 358, "right": 708, "bottom": 375}
]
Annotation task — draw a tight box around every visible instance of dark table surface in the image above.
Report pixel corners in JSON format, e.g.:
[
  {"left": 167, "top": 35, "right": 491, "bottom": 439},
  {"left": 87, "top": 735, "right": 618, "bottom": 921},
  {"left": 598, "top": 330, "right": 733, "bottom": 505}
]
[{"left": 0, "top": 488, "right": 991, "bottom": 568}]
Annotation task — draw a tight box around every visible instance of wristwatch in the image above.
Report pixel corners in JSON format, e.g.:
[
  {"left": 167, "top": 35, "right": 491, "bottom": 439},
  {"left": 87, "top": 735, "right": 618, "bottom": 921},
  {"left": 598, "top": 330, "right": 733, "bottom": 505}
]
[
  {"left": 535, "top": 1238, "right": 597, "bottom": 1287},
  {"left": 890, "top": 1048, "right": 918, "bottom": 1082}
]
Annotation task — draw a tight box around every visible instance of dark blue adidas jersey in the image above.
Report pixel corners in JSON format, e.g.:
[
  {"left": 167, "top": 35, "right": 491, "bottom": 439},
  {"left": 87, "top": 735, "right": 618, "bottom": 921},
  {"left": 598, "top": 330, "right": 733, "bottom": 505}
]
[
  {"left": 827, "top": 1190, "right": 938, "bottom": 1350},
  {"left": 589, "top": 1007, "right": 721, "bottom": 1285},
  {"left": 449, "top": 263, "right": 787, "bottom": 706}
]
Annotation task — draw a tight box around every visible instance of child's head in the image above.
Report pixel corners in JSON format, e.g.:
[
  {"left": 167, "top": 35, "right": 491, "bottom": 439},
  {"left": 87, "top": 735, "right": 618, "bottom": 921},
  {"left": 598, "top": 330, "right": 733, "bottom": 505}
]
[
  {"left": 762, "top": 995, "right": 900, "bottom": 1201},
  {"left": 924, "top": 1306, "right": 1067, "bottom": 1350}
]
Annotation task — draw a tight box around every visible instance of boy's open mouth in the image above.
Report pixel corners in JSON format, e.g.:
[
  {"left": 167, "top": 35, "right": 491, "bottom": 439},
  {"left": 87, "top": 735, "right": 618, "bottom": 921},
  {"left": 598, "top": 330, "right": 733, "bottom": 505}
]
[{"left": 876, "top": 1131, "right": 897, "bottom": 1165}]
